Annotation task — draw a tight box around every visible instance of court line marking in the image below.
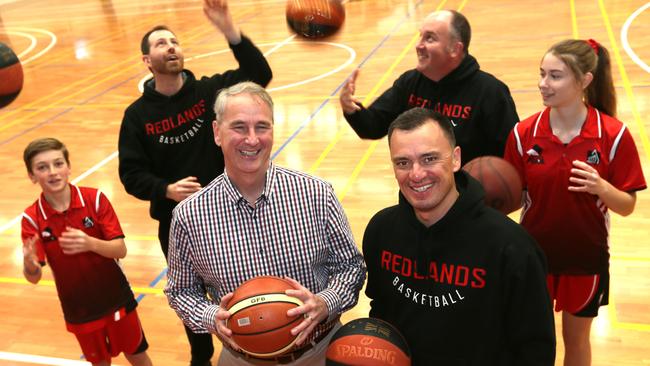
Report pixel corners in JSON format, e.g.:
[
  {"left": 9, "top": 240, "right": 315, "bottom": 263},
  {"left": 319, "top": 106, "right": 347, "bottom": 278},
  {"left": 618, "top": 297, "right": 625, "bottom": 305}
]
[
  {"left": 0, "top": 351, "right": 117, "bottom": 366},
  {"left": 598, "top": 0, "right": 650, "bottom": 331},
  {"left": 0, "top": 12, "right": 249, "bottom": 132},
  {"left": 621, "top": 2, "right": 650, "bottom": 74},
  {"left": 570, "top": 0, "right": 579, "bottom": 39},
  {"left": 0, "top": 27, "right": 58, "bottom": 65},
  {"left": 137, "top": 39, "right": 355, "bottom": 94},
  {"left": 306, "top": 1, "right": 426, "bottom": 176},
  {"left": 0, "top": 276, "right": 163, "bottom": 295}
]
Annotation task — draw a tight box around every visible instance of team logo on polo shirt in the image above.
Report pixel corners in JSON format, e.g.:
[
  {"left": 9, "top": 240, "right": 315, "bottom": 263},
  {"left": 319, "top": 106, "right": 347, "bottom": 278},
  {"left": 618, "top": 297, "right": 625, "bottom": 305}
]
[
  {"left": 41, "top": 227, "right": 56, "bottom": 242},
  {"left": 526, "top": 144, "right": 544, "bottom": 164},
  {"left": 82, "top": 216, "right": 95, "bottom": 228},
  {"left": 586, "top": 149, "right": 601, "bottom": 165}
]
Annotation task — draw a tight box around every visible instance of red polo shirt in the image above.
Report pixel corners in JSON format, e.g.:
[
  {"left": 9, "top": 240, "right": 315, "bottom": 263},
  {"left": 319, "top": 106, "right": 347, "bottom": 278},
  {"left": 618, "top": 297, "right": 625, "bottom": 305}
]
[
  {"left": 21, "top": 185, "right": 136, "bottom": 324},
  {"left": 504, "top": 107, "right": 646, "bottom": 274}
]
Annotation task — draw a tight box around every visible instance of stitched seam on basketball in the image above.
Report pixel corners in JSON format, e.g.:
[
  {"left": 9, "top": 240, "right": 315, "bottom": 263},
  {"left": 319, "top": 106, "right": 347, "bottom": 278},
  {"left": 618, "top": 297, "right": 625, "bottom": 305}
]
[
  {"left": 228, "top": 294, "right": 303, "bottom": 315},
  {"left": 230, "top": 315, "right": 303, "bottom": 336}
]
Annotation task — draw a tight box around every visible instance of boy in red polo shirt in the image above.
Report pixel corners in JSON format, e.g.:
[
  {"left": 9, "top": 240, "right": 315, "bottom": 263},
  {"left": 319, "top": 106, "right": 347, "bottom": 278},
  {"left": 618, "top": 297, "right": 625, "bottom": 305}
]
[{"left": 21, "top": 138, "right": 153, "bottom": 366}]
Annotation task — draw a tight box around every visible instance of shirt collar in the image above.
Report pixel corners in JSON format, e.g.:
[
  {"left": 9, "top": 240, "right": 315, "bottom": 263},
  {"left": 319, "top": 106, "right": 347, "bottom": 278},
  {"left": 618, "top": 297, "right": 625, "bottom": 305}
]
[
  {"left": 533, "top": 106, "right": 602, "bottom": 139},
  {"left": 38, "top": 184, "right": 85, "bottom": 220},
  {"left": 222, "top": 162, "right": 277, "bottom": 206}
]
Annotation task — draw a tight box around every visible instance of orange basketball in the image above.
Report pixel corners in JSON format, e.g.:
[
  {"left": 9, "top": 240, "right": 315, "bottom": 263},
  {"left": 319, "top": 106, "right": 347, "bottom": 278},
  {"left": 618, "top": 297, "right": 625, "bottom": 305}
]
[
  {"left": 0, "top": 42, "right": 24, "bottom": 109},
  {"left": 226, "top": 276, "right": 303, "bottom": 358},
  {"left": 286, "top": 0, "right": 345, "bottom": 39},
  {"left": 462, "top": 156, "right": 523, "bottom": 214},
  {"left": 326, "top": 318, "right": 411, "bottom": 366}
]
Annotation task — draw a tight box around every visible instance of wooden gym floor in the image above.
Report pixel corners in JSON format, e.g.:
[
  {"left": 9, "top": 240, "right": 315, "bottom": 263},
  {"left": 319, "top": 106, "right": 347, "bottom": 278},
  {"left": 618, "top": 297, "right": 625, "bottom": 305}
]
[{"left": 1, "top": 0, "right": 649, "bottom": 364}]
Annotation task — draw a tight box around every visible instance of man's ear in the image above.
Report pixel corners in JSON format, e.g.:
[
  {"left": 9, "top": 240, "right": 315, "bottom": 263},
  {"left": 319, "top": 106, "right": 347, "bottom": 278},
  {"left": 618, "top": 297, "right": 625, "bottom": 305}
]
[
  {"left": 452, "top": 146, "right": 462, "bottom": 172},
  {"left": 213, "top": 120, "right": 221, "bottom": 146},
  {"left": 28, "top": 172, "right": 37, "bottom": 184}
]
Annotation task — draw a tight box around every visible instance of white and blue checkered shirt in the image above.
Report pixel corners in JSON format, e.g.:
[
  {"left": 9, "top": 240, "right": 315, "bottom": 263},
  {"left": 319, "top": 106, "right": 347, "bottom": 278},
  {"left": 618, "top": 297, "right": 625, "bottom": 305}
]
[{"left": 165, "top": 162, "right": 366, "bottom": 340}]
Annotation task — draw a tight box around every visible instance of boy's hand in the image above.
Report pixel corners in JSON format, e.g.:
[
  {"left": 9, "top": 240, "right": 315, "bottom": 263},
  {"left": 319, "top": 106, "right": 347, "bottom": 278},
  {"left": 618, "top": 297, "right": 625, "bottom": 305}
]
[
  {"left": 59, "top": 227, "right": 94, "bottom": 255},
  {"left": 23, "top": 235, "right": 40, "bottom": 267}
]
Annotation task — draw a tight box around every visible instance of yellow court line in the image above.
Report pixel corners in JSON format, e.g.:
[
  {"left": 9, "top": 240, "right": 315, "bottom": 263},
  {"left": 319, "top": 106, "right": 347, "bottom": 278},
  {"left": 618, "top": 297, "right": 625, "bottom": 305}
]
[
  {"left": 597, "top": 0, "right": 650, "bottom": 332},
  {"left": 570, "top": 0, "right": 579, "bottom": 39},
  {"left": 0, "top": 10, "right": 252, "bottom": 133},
  {"left": 0, "top": 276, "right": 163, "bottom": 294},
  {"left": 607, "top": 295, "right": 650, "bottom": 332},
  {"left": 598, "top": 0, "right": 650, "bottom": 161}
]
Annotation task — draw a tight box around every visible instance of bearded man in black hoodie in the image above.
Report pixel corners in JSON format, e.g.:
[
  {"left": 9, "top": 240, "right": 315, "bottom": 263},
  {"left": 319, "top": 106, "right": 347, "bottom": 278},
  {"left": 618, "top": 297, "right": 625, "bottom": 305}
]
[
  {"left": 363, "top": 108, "right": 555, "bottom": 365},
  {"left": 117, "top": 1, "right": 272, "bottom": 365},
  {"left": 340, "top": 10, "right": 517, "bottom": 165}
]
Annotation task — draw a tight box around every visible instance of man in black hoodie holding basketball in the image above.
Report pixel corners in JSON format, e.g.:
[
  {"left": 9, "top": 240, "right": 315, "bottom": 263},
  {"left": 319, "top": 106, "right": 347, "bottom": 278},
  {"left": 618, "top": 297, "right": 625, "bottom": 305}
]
[{"left": 363, "top": 108, "right": 555, "bottom": 365}]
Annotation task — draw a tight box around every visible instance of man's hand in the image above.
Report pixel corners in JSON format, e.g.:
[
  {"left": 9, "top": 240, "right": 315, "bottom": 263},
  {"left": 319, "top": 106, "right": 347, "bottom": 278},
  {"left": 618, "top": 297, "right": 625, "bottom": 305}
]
[
  {"left": 166, "top": 176, "right": 202, "bottom": 202},
  {"left": 203, "top": 0, "right": 241, "bottom": 44},
  {"left": 339, "top": 69, "right": 362, "bottom": 114},
  {"left": 215, "top": 292, "right": 241, "bottom": 351},
  {"left": 284, "top": 277, "right": 329, "bottom": 346}
]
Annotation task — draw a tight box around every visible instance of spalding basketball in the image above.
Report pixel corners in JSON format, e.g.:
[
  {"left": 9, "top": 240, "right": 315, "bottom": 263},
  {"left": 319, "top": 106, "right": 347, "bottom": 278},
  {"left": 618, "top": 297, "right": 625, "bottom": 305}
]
[
  {"left": 286, "top": 0, "right": 345, "bottom": 39},
  {"left": 226, "top": 276, "right": 303, "bottom": 358},
  {"left": 326, "top": 317, "right": 411, "bottom": 366},
  {"left": 462, "top": 156, "right": 523, "bottom": 214},
  {"left": 0, "top": 42, "right": 24, "bottom": 109}
]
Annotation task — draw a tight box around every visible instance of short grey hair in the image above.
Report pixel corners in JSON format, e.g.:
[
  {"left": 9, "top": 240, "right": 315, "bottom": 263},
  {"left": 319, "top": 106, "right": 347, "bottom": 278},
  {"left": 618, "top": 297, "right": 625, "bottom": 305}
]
[{"left": 213, "top": 82, "right": 274, "bottom": 124}]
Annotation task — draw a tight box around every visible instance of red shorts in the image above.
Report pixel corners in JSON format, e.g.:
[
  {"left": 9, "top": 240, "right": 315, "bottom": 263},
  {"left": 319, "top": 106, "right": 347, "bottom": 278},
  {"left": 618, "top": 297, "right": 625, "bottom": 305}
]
[
  {"left": 546, "top": 273, "right": 609, "bottom": 317},
  {"left": 66, "top": 307, "right": 148, "bottom": 363}
]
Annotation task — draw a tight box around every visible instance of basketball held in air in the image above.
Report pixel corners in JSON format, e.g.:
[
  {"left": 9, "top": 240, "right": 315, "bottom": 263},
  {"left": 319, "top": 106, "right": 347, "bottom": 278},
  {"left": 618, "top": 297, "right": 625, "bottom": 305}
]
[
  {"left": 286, "top": 0, "right": 346, "bottom": 39},
  {"left": 0, "top": 42, "right": 24, "bottom": 109}
]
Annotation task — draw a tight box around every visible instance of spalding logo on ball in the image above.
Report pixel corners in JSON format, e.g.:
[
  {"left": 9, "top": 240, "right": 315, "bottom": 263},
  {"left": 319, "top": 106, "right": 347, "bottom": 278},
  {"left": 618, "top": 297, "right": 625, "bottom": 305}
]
[
  {"left": 0, "top": 42, "right": 24, "bottom": 109},
  {"left": 226, "top": 276, "right": 304, "bottom": 358},
  {"left": 286, "top": 0, "right": 345, "bottom": 39},
  {"left": 326, "top": 317, "right": 411, "bottom": 366}
]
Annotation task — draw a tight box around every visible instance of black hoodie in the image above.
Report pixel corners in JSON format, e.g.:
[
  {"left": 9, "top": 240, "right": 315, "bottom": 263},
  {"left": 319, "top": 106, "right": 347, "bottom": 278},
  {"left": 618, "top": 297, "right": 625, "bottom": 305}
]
[
  {"left": 345, "top": 55, "right": 518, "bottom": 165},
  {"left": 118, "top": 35, "right": 272, "bottom": 223},
  {"left": 363, "top": 171, "right": 555, "bottom": 366}
]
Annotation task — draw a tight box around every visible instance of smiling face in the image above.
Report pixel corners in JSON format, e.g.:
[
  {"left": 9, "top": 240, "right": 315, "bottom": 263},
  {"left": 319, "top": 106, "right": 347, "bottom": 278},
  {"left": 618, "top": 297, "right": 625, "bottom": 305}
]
[
  {"left": 539, "top": 53, "right": 591, "bottom": 108},
  {"left": 415, "top": 11, "right": 462, "bottom": 81},
  {"left": 28, "top": 149, "right": 71, "bottom": 195},
  {"left": 143, "top": 29, "right": 184, "bottom": 75},
  {"left": 389, "top": 120, "right": 461, "bottom": 226},
  {"left": 214, "top": 93, "right": 274, "bottom": 182}
]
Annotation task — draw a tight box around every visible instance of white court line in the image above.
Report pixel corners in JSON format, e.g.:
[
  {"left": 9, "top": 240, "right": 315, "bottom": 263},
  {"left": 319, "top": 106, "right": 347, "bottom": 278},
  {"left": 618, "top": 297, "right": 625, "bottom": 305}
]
[
  {"left": 0, "top": 351, "right": 117, "bottom": 365},
  {"left": 621, "top": 2, "right": 650, "bottom": 74},
  {"left": 0, "top": 27, "right": 58, "bottom": 65},
  {"left": 5, "top": 31, "right": 38, "bottom": 59}
]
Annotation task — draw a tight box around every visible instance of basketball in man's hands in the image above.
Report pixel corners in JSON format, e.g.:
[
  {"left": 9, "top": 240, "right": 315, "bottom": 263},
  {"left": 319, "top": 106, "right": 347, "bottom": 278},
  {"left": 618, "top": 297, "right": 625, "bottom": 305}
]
[
  {"left": 286, "top": 0, "right": 345, "bottom": 39},
  {"left": 462, "top": 156, "right": 523, "bottom": 214},
  {"left": 226, "top": 276, "right": 303, "bottom": 358}
]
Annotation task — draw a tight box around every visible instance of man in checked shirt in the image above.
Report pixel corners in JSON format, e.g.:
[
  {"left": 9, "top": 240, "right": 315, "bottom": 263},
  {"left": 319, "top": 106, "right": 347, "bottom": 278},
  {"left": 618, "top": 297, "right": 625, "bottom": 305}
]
[{"left": 164, "top": 81, "right": 367, "bottom": 365}]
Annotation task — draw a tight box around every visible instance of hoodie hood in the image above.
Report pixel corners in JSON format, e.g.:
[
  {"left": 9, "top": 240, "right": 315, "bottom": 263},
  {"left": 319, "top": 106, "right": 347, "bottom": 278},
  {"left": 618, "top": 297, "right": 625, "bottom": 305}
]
[
  {"left": 398, "top": 170, "right": 485, "bottom": 232},
  {"left": 142, "top": 69, "right": 195, "bottom": 101},
  {"left": 437, "top": 54, "right": 480, "bottom": 86}
]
